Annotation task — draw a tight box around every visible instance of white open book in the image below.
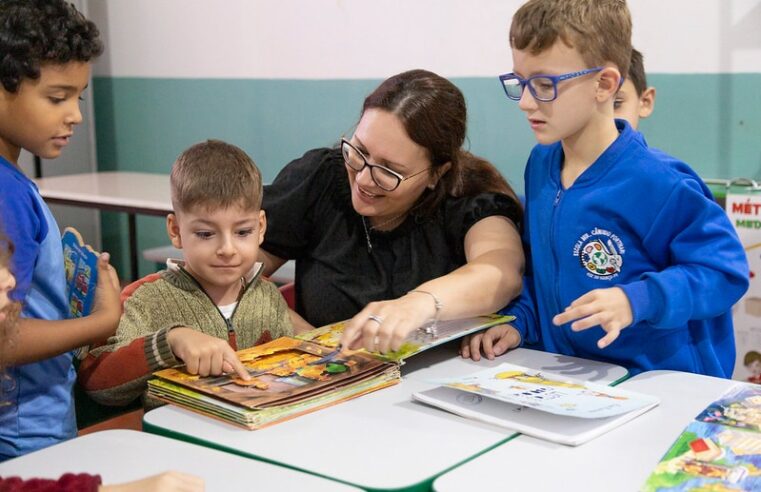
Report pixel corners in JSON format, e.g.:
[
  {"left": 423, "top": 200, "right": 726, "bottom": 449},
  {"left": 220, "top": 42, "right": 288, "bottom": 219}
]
[{"left": 412, "top": 362, "right": 659, "bottom": 446}]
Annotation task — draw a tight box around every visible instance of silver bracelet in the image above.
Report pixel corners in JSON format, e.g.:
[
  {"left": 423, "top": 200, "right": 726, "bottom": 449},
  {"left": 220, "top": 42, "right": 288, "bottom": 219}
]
[{"left": 408, "top": 289, "right": 443, "bottom": 337}]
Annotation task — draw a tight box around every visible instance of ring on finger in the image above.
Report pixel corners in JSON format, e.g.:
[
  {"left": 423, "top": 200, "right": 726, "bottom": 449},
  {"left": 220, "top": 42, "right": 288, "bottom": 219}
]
[{"left": 368, "top": 314, "right": 384, "bottom": 325}]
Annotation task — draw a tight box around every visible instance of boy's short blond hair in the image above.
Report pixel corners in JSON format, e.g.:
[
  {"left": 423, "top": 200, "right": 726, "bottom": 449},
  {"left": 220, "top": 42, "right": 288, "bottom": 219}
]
[
  {"left": 170, "top": 140, "right": 263, "bottom": 213},
  {"left": 510, "top": 0, "right": 632, "bottom": 79}
]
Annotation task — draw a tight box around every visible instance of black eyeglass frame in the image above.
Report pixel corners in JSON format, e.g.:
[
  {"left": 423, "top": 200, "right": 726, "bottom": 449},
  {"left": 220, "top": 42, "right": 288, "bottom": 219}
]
[{"left": 340, "top": 138, "right": 431, "bottom": 192}]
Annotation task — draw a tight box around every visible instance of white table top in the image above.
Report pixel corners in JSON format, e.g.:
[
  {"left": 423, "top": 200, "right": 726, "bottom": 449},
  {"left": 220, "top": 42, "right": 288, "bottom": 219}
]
[
  {"left": 144, "top": 346, "right": 628, "bottom": 491},
  {"left": 433, "top": 370, "right": 738, "bottom": 492},
  {"left": 0, "top": 429, "right": 359, "bottom": 491},
  {"left": 35, "top": 171, "right": 171, "bottom": 215}
]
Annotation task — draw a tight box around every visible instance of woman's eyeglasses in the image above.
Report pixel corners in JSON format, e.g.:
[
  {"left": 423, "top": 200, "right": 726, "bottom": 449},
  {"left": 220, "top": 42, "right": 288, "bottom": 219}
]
[{"left": 340, "top": 139, "right": 430, "bottom": 192}]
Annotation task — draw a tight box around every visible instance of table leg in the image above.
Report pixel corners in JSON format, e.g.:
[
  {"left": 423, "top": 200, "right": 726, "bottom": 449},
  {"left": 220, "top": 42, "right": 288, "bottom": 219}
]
[{"left": 128, "top": 213, "right": 138, "bottom": 281}]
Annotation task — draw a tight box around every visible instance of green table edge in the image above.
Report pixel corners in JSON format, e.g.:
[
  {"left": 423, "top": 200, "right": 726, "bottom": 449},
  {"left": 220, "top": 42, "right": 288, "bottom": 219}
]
[
  {"left": 143, "top": 417, "right": 521, "bottom": 492},
  {"left": 143, "top": 367, "right": 630, "bottom": 491}
]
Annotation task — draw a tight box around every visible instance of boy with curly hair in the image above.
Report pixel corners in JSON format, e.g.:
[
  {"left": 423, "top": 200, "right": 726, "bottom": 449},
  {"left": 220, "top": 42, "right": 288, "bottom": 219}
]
[{"left": 0, "top": 0, "right": 122, "bottom": 460}]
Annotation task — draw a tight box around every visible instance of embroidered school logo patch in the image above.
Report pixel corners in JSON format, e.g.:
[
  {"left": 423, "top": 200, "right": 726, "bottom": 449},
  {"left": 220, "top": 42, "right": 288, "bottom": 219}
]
[{"left": 573, "top": 228, "right": 625, "bottom": 280}]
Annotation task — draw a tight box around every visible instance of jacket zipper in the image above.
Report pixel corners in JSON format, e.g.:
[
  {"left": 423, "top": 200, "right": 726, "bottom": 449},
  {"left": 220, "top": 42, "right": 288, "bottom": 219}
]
[
  {"left": 550, "top": 187, "right": 567, "bottom": 344},
  {"left": 179, "top": 266, "right": 260, "bottom": 339}
]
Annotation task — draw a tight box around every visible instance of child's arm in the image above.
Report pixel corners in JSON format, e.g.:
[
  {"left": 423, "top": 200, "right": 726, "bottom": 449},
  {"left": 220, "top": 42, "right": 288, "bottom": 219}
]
[
  {"left": 7, "top": 253, "right": 121, "bottom": 365},
  {"left": 166, "top": 328, "right": 250, "bottom": 379},
  {"left": 554, "top": 179, "right": 748, "bottom": 348},
  {"left": 288, "top": 308, "right": 314, "bottom": 334},
  {"left": 553, "top": 287, "right": 632, "bottom": 348},
  {"left": 79, "top": 284, "right": 186, "bottom": 406},
  {"left": 0, "top": 191, "right": 122, "bottom": 365},
  {"left": 99, "top": 471, "right": 204, "bottom": 492},
  {"left": 80, "top": 283, "right": 249, "bottom": 406},
  {"left": 460, "top": 324, "right": 521, "bottom": 361}
]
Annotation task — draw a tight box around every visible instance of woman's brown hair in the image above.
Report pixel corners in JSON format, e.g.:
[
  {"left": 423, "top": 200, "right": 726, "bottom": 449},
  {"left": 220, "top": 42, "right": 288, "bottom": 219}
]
[{"left": 361, "top": 69, "right": 520, "bottom": 216}]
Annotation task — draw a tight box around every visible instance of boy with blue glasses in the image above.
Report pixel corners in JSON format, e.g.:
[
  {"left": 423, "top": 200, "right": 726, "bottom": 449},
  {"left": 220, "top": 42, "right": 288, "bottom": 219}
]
[{"left": 462, "top": 0, "right": 748, "bottom": 378}]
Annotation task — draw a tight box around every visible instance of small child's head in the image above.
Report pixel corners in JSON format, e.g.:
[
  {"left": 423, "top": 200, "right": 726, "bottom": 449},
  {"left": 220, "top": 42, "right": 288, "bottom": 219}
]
[
  {"left": 0, "top": 233, "right": 17, "bottom": 315},
  {"left": 614, "top": 48, "right": 656, "bottom": 130},
  {"left": 167, "top": 140, "right": 266, "bottom": 296},
  {"left": 745, "top": 351, "right": 761, "bottom": 377},
  {"left": 0, "top": 232, "right": 19, "bottom": 388},
  {"left": 505, "top": 0, "right": 632, "bottom": 144},
  {"left": 0, "top": 0, "right": 102, "bottom": 163}
]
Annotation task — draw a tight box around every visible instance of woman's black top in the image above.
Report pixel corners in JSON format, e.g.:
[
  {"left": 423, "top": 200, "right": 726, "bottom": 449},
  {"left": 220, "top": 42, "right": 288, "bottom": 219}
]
[{"left": 262, "top": 147, "right": 522, "bottom": 327}]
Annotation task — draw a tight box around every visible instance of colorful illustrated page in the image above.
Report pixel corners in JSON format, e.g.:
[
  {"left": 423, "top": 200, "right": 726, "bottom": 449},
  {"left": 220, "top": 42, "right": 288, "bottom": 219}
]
[
  {"left": 296, "top": 314, "right": 514, "bottom": 362},
  {"left": 642, "top": 383, "right": 761, "bottom": 491},
  {"left": 696, "top": 384, "right": 761, "bottom": 432},
  {"left": 641, "top": 420, "right": 761, "bottom": 491},
  {"left": 153, "top": 337, "right": 392, "bottom": 409},
  {"left": 436, "top": 362, "right": 658, "bottom": 419}
]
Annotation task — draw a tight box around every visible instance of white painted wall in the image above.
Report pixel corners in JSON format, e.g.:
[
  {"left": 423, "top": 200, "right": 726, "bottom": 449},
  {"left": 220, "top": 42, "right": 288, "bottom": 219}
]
[{"left": 89, "top": 0, "right": 761, "bottom": 78}]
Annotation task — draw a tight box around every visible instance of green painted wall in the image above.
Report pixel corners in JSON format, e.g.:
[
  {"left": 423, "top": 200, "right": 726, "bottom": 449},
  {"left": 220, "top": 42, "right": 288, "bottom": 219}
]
[{"left": 92, "top": 74, "right": 761, "bottom": 277}]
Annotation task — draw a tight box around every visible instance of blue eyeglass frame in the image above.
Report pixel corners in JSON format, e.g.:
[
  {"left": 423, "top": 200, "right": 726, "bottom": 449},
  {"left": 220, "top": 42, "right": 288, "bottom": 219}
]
[{"left": 498, "top": 67, "right": 604, "bottom": 102}]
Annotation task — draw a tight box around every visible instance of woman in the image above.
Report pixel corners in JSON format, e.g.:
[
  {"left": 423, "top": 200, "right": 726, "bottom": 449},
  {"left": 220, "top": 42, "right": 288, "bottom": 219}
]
[{"left": 260, "top": 69, "right": 524, "bottom": 353}]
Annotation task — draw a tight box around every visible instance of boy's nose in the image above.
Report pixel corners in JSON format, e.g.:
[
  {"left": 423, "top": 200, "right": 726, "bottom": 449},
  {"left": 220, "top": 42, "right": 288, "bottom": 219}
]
[
  {"left": 216, "top": 238, "right": 236, "bottom": 257},
  {"left": 518, "top": 86, "right": 537, "bottom": 111},
  {"left": 65, "top": 102, "right": 83, "bottom": 126}
]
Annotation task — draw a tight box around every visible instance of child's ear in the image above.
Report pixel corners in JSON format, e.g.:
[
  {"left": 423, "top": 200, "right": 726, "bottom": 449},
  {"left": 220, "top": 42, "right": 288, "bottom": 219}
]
[
  {"left": 166, "top": 213, "right": 183, "bottom": 249},
  {"left": 596, "top": 66, "right": 622, "bottom": 102},
  {"left": 257, "top": 210, "right": 267, "bottom": 246},
  {"left": 638, "top": 87, "right": 656, "bottom": 119}
]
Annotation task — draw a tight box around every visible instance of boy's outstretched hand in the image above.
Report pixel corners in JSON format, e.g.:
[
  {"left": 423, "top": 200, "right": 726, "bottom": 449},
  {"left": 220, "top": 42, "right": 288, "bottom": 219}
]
[
  {"left": 552, "top": 287, "right": 633, "bottom": 349},
  {"left": 91, "top": 252, "right": 122, "bottom": 336},
  {"left": 459, "top": 324, "right": 521, "bottom": 361},
  {"left": 167, "top": 327, "right": 251, "bottom": 381}
]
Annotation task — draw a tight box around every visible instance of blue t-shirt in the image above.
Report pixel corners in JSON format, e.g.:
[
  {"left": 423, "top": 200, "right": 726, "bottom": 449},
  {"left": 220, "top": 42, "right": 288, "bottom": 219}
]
[{"left": 0, "top": 157, "right": 75, "bottom": 461}]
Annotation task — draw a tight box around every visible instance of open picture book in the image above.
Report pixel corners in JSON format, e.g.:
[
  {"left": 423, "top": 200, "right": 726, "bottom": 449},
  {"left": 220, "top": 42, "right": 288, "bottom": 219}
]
[
  {"left": 412, "top": 362, "right": 659, "bottom": 446},
  {"left": 641, "top": 384, "right": 761, "bottom": 491},
  {"left": 147, "top": 314, "right": 513, "bottom": 430},
  {"left": 296, "top": 314, "right": 514, "bottom": 363}
]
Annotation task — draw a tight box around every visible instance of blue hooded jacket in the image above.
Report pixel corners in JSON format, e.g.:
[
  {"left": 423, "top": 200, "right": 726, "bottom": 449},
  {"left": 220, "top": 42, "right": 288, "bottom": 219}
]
[{"left": 505, "top": 119, "right": 749, "bottom": 377}]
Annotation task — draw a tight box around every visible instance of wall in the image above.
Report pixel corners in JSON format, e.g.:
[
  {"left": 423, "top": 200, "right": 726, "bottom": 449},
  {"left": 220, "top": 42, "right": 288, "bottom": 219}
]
[{"left": 85, "top": 0, "right": 761, "bottom": 276}]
